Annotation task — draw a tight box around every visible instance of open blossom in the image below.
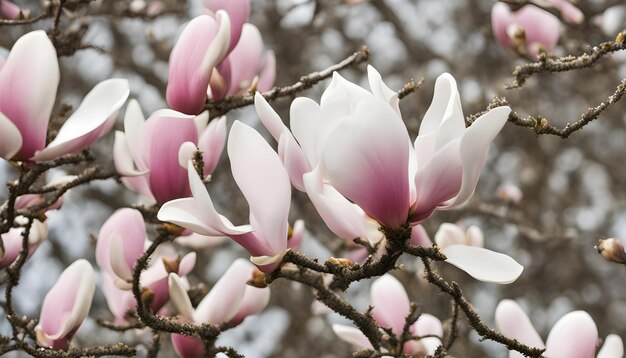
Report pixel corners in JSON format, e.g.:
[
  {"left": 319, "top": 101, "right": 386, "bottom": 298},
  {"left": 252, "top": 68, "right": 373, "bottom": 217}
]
[
  {"left": 430, "top": 223, "right": 522, "bottom": 283},
  {"left": 113, "top": 100, "right": 226, "bottom": 204},
  {"left": 158, "top": 121, "right": 301, "bottom": 272},
  {"left": 496, "top": 299, "right": 623, "bottom": 358},
  {"left": 255, "top": 65, "right": 510, "bottom": 232},
  {"left": 36, "top": 259, "right": 95, "bottom": 349},
  {"left": 0, "top": 31, "right": 129, "bottom": 162},
  {"left": 491, "top": 3, "right": 560, "bottom": 58},
  {"left": 168, "top": 258, "right": 270, "bottom": 357},
  {"left": 333, "top": 274, "right": 443, "bottom": 356}
]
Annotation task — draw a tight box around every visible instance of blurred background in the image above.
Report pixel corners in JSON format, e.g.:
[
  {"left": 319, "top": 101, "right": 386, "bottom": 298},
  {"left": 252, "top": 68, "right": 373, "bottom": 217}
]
[{"left": 2, "top": 0, "right": 626, "bottom": 356}]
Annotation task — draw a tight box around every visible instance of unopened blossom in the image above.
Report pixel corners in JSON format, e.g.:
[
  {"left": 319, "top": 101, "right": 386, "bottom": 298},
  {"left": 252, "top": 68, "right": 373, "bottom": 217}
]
[
  {"left": 168, "top": 258, "right": 270, "bottom": 357},
  {"left": 495, "top": 183, "right": 523, "bottom": 204},
  {"left": 201, "top": 0, "right": 251, "bottom": 53},
  {"left": 0, "top": 218, "right": 47, "bottom": 268},
  {"left": 113, "top": 100, "right": 226, "bottom": 204},
  {"left": 158, "top": 121, "right": 301, "bottom": 272},
  {"left": 496, "top": 299, "right": 623, "bottom": 358},
  {"left": 0, "top": 31, "right": 129, "bottom": 162},
  {"left": 0, "top": 0, "right": 27, "bottom": 19},
  {"left": 333, "top": 274, "right": 443, "bottom": 356},
  {"left": 596, "top": 238, "right": 626, "bottom": 265},
  {"left": 209, "top": 23, "right": 276, "bottom": 99},
  {"left": 36, "top": 259, "right": 95, "bottom": 349},
  {"left": 430, "top": 223, "right": 522, "bottom": 284},
  {"left": 256, "top": 65, "right": 509, "bottom": 232},
  {"left": 491, "top": 3, "right": 560, "bottom": 58}
]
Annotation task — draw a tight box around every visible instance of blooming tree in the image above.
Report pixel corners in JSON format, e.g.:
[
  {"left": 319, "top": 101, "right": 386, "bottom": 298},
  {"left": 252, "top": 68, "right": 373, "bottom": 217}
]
[{"left": 1, "top": 0, "right": 626, "bottom": 357}]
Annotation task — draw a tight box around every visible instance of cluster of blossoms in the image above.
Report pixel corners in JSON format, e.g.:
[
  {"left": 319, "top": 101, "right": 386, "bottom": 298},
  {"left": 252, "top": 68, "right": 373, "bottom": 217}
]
[{"left": 2, "top": 0, "right": 626, "bottom": 356}]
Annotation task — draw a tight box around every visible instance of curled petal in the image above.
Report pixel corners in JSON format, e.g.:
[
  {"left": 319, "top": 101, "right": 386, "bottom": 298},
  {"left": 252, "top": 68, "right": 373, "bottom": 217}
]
[
  {"left": 0, "top": 30, "right": 59, "bottom": 160},
  {"left": 288, "top": 219, "right": 305, "bottom": 251},
  {"left": 202, "top": 0, "right": 251, "bottom": 53},
  {"left": 0, "top": 220, "right": 47, "bottom": 269},
  {"left": 370, "top": 274, "right": 410, "bottom": 336},
  {"left": 198, "top": 116, "right": 227, "bottom": 177},
  {"left": 322, "top": 98, "right": 410, "bottom": 228},
  {"left": 495, "top": 299, "right": 544, "bottom": 358},
  {"left": 0, "top": 111, "right": 22, "bottom": 160},
  {"left": 114, "top": 131, "right": 148, "bottom": 176},
  {"left": 229, "top": 283, "right": 271, "bottom": 325},
  {"left": 171, "top": 334, "right": 204, "bottom": 358},
  {"left": 545, "top": 311, "right": 598, "bottom": 358},
  {"left": 166, "top": 14, "right": 231, "bottom": 114},
  {"left": 168, "top": 273, "right": 195, "bottom": 321},
  {"left": 228, "top": 121, "right": 290, "bottom": 254},
  {"left": 278, "top": 132, "right": 310, "bottom": 191},
  {"left": 367, "top": 65, "right": 400, "bottom": 116},
  {"left": 290, "top": 96, "right": 321, "bottom": 166},
  {"left": 37, "top": 260, "right": 95, "bottom": 349},
  {"left": 123, "top": 99, "right": 148, "bottom": 170},
  {"left": 96, "top": 208, "right": 146, "bottom": 277},
  {"left": 443, "top": 245, "right": 523, "bottom": 284},
  {"left": 33, "top": 79, "right": 130, "bottom": 161},
  {"left": 258, "top": 50, "right": 276, "bottom": 91},
  {"left": 597, "top": 334, "right": 624, "bottom": 358},
  {"left": 332, "top": 324, "right": 373, "bottom": 350},
  {"left": 178, "top": 141, "right": 197, "bottom": 170},
  {"left": 255, "top": 92, "right": 287, "bottom": 142},
  {"left": 101, "top": 273, "right": 136, "bottom": 324},
  {"left": 175, "top": 232, "right": 225, "bottom": 250}
]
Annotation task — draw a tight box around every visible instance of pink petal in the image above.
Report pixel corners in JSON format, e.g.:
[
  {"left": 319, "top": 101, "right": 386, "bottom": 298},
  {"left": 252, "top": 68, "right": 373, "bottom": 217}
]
[
  {"left": 278, "top": 132, "right": 311, "bottom": 191},
  {"left": 444, "top": 106, "right": 511, "bottom": 208},
  {"left": 227, "top": 121, "right": 291, "bottom": 255},
  {"left": 96, "top": 208, "right": 146, "bottom": 276},
  {"left": 175, "top": 232, "right": 226, "bottom": 250},
  {"left": 332, "top": 324, "right": 373, "bottom": 349},
  {"left": 229, "top": 284, "right": 271, "bottom": 325},
  {"left": 443, "top": 245, "right": 523, "bottom": 284},
  {"left": 597, "top": 334, "right": 624, "bottom": 358},
  {"left": 492, "top": 3, "right": 515, "bottom": 48},
  {"left": 141, "top": 112, "right": 198, "bottom": 203},
  {"left": 370, "top": 274, "right": 410, "bottom": 336},
  {"left": 198, "top": 116, "right": 227, "bottom": 177},
  {"left": 409, "top": 224, "right": 431, "bottom": 247},
  {"left": 202, "top": 0, "right": 251, "bottom": 53},
  {"left": 171, "top": 334, "right": 204, "bottom": 358},
  {"left": 417, "top": 73, "right": 463, "bottom": 141},
  {"left": 254, "top": 92, "right": 287, "bottom": 142},
  {"left": 166, "top": 14, "right": 231, "bottom": 115},
  {"left": 194, "top": 258, "right": 250, "bottom": 324},
  {"left": 37, "top": 259, "right": 95, "bottom": 349},
  {"left": 545, "top": 311, "right": 598, "bottom": 358},
  {"left": 0, "top": 0, "right": 22, "bottom": 19},
  {"left": 32, "top": 79, "right": 130, "bottom": 161},
  {"left": 0, "top": 111, "right": 22, "bottom": 160},
  {"left": 224, "top": 23, "right": 264, "bottom": 96},
  {"left": 257, "top": 50, "right": 276, "bottom": 91},
  {"left": 322, "top": 98, "right": 410, "bottom": 228},
  {"left": 101, "top": 273, "right": 136, "bottom": 324},
  {"left": 495, "top": 299, "right": 545, "bottom": 358},
  {"left": 302, "top": 167, "right": 367, "bottom": 241},
  {"left": 412, "top": 314, "right": 443, "bottom": 355},
  {"left": 0, "top": 30, "right": 59, "bottom": 161},
  {"left": 114, "top": 131, "right": 148, "bottom": 176}
]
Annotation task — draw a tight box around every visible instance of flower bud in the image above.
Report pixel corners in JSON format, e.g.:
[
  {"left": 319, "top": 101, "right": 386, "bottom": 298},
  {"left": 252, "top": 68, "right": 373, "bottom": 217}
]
[{"left": 596, "top": 238, "right": 626, "bottom": 264}]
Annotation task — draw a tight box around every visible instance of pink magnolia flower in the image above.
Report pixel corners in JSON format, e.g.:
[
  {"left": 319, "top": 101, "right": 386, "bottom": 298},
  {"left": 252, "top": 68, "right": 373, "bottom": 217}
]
[
  {"left": 0, "top": 218, "right": 47, "bottom": 268},
  {"left": 429, "top": 223, "right": 522, "bottom": 283},
  {"left": 166, "top": 14, "right": 231, "bottom": 114},
  {"left": 0, "top": 31, "right": 129, "bottom": 162},
  {"left": 539, "top": 0, "right": 584, "bottom": 24},
  {"left": 36, "top": 259, "right": 95, "bottom": 349},
  {"left": 0, "top": 0, "right": 27, "bottom": 19},
  {"left": 495, "top": 299, "right": 623, "bottom": 358},
  {"left": 255, "top": 66, "right": 509, "bottom": 231},
  {"left": 491, "top": 3, "right": 561, "bottom": 58},
  {"left": 209, "top": 23, "right": 276, "bottom": 99},
  {"left": 201, "top": 0, "right": 251, "bottom": 53},
  {"left": 96, "top": 208, "right": 146, "bottom": 289},
  {"left": 333, "top": 274, "right": 443, "bottom": 356},
  {"left": 168, "top": 258, "right": 270, "bottom": 357},
  {"left": 113, "top": 100, "right": 226, "bottom": 204},
  {"left": 158, "top": 121, "right": 298, "bottom": 272}
]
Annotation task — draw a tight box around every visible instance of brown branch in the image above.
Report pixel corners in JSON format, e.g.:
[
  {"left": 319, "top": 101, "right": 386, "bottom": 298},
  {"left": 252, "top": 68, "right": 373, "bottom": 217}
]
[
  {"left": 204, "top": 46, "right": 371, "bottom": 118},
  {"left": 397, "top": 78, "right": 425, "bottom": 100}
]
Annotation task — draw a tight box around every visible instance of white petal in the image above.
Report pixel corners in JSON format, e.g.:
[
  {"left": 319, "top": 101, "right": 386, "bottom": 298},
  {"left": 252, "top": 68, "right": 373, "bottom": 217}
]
[
  {"left": 545, "top": 311, "right": 598, "bottom": 358},
  {"left": 168, "top": 273, "right": 195, "bottom": 321},
  {"left": 123, "top": 99, "right": 147, "bottom": 169},
  {"left": 178, "top": 141, "right": 197, "bottom": 169},
  {"left": 495, "top": 299, "right": 544, "bottom": 358},
  {"left": 434, "top": 223, "right": 465, "bottom": 250},
  {"left": 250, "top": 250, "right": 287, "bottom": 266},
  {"left": 443, "top": 245, "right": 523, "bottom": 284},
  {"left": 109, "top": 234, "right": 132, "bottom": 281},
  {"left": 332, "top": 324, "right": 373, "bottom": 349},
  {"left": 254, "top": 92, "right": 286, "bottom": 141},
  {"left": 367, "top": 65, "right": 400, "bottom": 116},
  {"left": 113, "top": 131, "right": 148, "bottom": 176},
  {"left": 0, "top": 111, "right": 22, "bottom": 160},
  {"left": 598, "top": 334, "right": 624, "bottom": 358},
  {"left": 290, "top": 97, "right": 321, "bottom": 165}
]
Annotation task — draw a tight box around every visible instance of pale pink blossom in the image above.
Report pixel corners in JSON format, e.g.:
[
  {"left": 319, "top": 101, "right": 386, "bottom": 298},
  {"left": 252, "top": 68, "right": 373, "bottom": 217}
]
[
  {"left": 113, "top": 100, "right": 226, "bottom": 204},
  {"left": 491, "top": 3, "right": 561, "bottom": 58},
  {"left": 495, "top": 183, "right": 523, "bottom": 204},
  {"left": 158, "top": 121, "right": 300, "bottom": 272},
  {"left": 333, "top": 274, "right": 443, "bottom": 356},
  {"left": 434, "top": 223, "right": 484, "bottom": 250},
  {"left": 0, "top": 31, "right": 129, "bottom": 162},
  {"left": 0, "top": 0, "right": 27, "bottom": 19},
  {"left": 495, "top": 299, "right": 623, "bottom": 358},
  {"left": 36, "top": 259, "right": 95, "bottom": 349},
  {"left": 255, "top": 66, "right": 509, "bottom": 230},
  {"left": 0, "top": 218, "right": 47, "bottom": 268},
  {"left": 168, "top": 258, "right": 270, "bottom": 357},
  {"left": 201, "top": 0, "right": 251, "bottom": 53},
  {"left": 539, "top": 0, "right": 584, "bottom": 24}
]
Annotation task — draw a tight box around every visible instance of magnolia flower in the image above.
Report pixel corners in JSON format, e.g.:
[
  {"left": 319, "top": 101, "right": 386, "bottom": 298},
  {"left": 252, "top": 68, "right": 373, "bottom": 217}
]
[
  {"left": 0, "top": 218, "right": 47, "bottom": 268},
  {"left": 495, "top": 299, "right": 624, "bottom": 358},
  {"left": 201, "top": 0, "right": 251, "bottom": 53},
  {"left": 256, "top": 66, "right": 510, "bottom": 231},
  {"left": 209, "top": 23, "right": 276, "bottom": 99},
  {"left": 158, "top": 121, "right": 299, "bottom": 272},
  {"left": 539, "top": 0, "right": 584, "bottom": 24},
  {"left": 491, "top": 3, "right": 560, "bottom": 58},
  {"left": 168, "top": 258, "right": 270, "bottom": 357},
  {"left": 333, "top": 275, "right": 443, "bottom": 356},
  {"left": 0, "top": 0, "right": 27, "bottom": 19},
  {"left": 166, "top": 14, "right": 231, "bottom": 114},
  {"left": 431, "top": 223, "right": 522, "bottom": 283},
  {"left": 113, "top": 100, "right": 226, "bottom": 204},
  {"left": 96, "top": 208, "right": 146, "bottom": 289},
  {"left": 0, "top": 31, "right": 129, "bottom": 162},
  {"left": 495, "top": 183, "right": 523, "bottom": 204},
  {"left": 36, "top": 259, "right": 95, "bottom": 349}
]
